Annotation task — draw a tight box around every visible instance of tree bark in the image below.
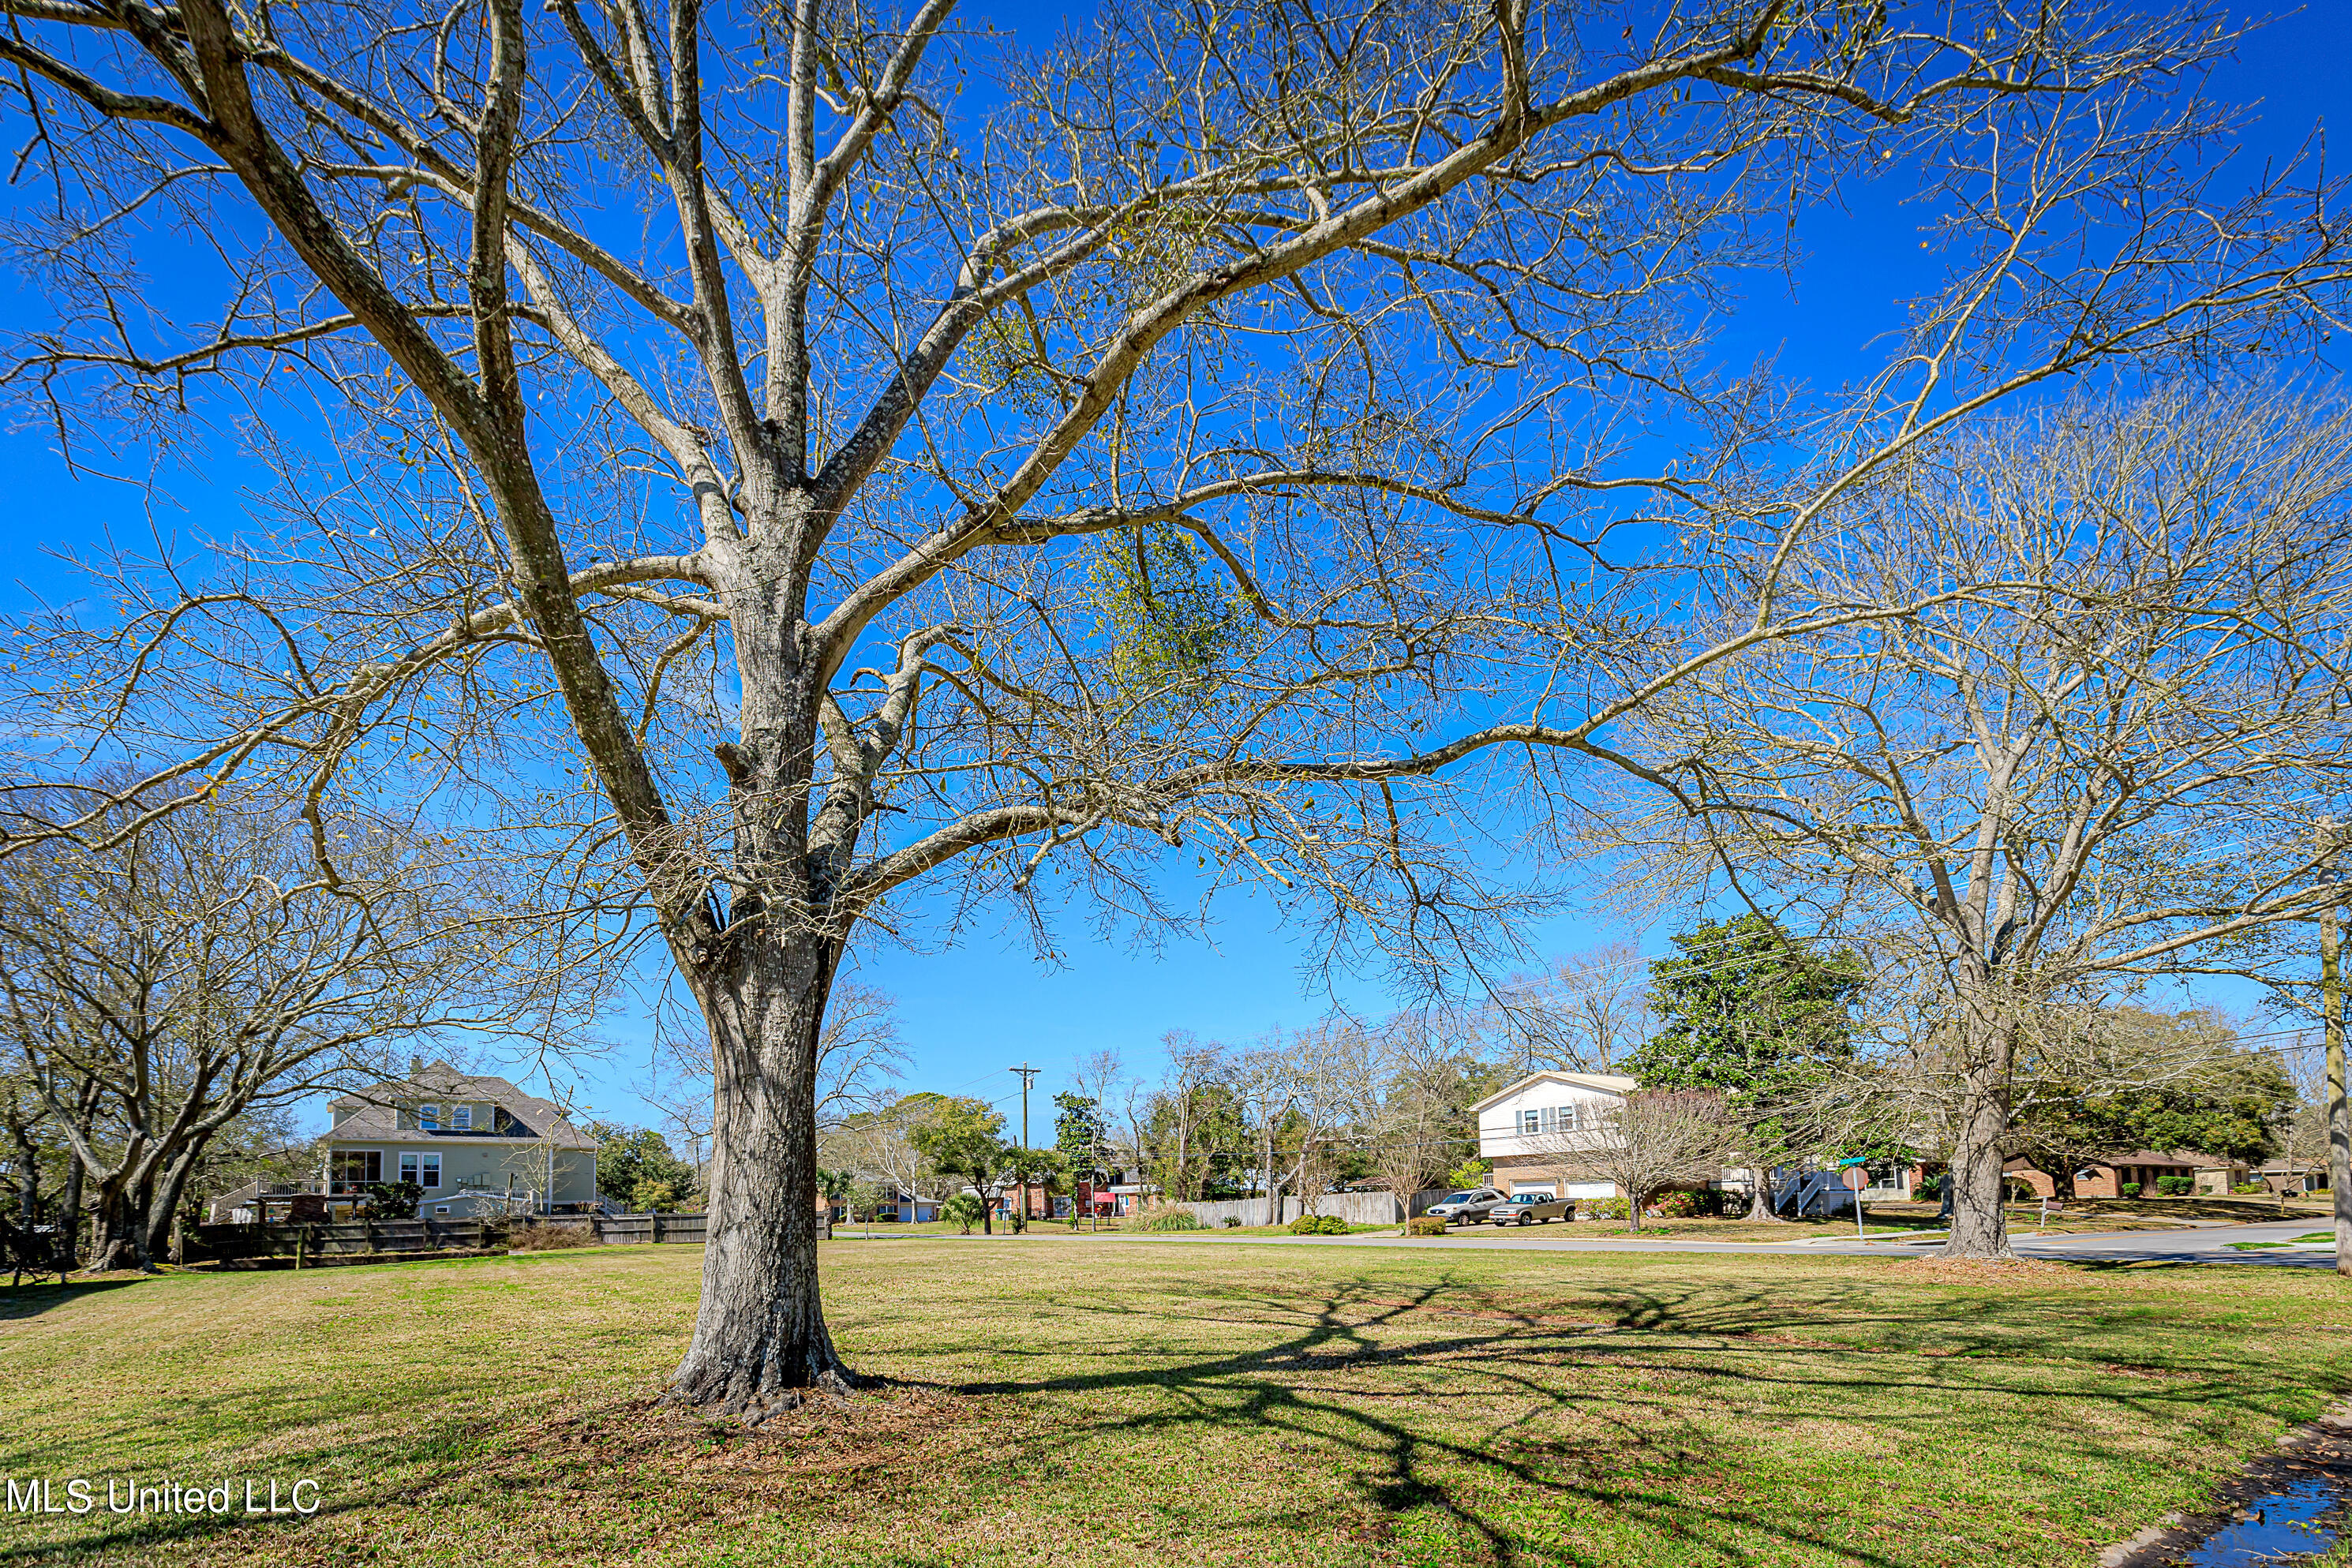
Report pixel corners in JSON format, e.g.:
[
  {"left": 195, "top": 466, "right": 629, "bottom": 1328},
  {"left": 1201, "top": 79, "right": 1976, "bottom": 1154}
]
[
  {"left": 6, "top": 1125, "right": 36, "bottom": 1233},
  {"left": 58, "top": 1148, "right": 84, "bottom": 1270},
  {"left": 143, "top": 1139, "right": 212, "bottom": 1265},
  {"left": 84, "top": 1184, "right": 146, "bottom": 1272},
  {"left": 666, "top": 933, "right": 856, "bottom": 1419},
  {"left": 1939, "top": 1007, "right": 2017, "bottom": 1258}
]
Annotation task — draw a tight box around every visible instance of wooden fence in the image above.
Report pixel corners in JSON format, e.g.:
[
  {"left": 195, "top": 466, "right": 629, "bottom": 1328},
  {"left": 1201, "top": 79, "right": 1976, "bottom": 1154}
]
[
  {"left": 188, "top": 1217, "right": 500, "bottom": 1264},
  {"left": 588, "top": 1212, "right": 708, "bottom": 1245},
  {"left": 1177, "top": 1189, "right": 1444, "bottom": 1228}
]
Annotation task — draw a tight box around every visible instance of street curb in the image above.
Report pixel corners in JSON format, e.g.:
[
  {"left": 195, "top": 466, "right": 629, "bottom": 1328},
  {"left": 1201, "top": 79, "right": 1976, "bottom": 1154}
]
[{"left": 2096, "top": 1399, "right": 2352, "bottom": 1567}]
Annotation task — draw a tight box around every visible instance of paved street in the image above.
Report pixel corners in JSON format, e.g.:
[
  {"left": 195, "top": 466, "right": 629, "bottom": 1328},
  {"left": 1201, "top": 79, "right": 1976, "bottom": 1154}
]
[{"left": 1205, "top": 1217, "right": 2343, "bottom": 1267}]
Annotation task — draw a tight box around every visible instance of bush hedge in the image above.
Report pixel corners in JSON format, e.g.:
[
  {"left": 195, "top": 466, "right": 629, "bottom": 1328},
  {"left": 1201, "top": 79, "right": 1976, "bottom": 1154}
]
[
  {"left": 1405, "top": 1216, "right": 1448, "bottom": 1237},
  {"left": 1288, "top": 1214, "right": 1350, "bottom": 1235},
  {"left": 1132, "top": 1207, "right": 1205, "bottom": 1232}
]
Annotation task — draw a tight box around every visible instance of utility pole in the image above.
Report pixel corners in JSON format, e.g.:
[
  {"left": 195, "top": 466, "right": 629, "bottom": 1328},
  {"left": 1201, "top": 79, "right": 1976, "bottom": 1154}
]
[
  {"left": 1010, "top": 1063, "right": 1039, "bottom": 1222},
  {"left": 2324, "top": 830, "right": 2352, "bottom": 1278}
]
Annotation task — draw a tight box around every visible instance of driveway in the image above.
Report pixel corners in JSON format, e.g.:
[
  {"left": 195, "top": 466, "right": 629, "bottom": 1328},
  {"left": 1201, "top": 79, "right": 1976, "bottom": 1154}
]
[{"left": 1202, "top": 1218, "right": 2343, "bottom": 1267}]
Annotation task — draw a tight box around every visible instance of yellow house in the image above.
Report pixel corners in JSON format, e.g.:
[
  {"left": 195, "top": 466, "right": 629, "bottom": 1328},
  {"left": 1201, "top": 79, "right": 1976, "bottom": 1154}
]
[{"left": 320, "top": 1060, "right": 600, "bottom": 1217}]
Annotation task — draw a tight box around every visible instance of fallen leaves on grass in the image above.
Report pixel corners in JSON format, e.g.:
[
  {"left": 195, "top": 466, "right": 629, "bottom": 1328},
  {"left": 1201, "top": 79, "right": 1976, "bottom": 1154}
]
[{"left": 1885, "top": 1257, "right": 2085, "bottom": 1284}]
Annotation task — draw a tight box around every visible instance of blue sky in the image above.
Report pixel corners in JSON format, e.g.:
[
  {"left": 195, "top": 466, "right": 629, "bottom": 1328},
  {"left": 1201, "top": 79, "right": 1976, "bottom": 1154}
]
[{"left": 0, "top": 2, "right": 2343, "bottom": 1136}]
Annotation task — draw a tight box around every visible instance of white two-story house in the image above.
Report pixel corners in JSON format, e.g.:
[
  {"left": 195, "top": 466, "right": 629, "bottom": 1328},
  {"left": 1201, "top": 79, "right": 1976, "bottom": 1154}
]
[{"left": 1471, "top": 1070, "right": 1640, "bottom": 1201}]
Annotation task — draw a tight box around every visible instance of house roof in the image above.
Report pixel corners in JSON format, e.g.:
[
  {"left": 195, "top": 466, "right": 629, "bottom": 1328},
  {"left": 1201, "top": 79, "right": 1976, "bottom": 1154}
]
[
  {"left": 1469, "top": 1069, "right": 1641, "bottom": 1115},
  {"left": 325, "top": 1061, "right": 597, "bottom": 1150}
]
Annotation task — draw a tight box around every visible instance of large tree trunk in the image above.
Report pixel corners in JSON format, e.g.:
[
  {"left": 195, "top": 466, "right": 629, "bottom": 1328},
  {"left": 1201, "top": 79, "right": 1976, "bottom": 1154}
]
[
  {"left": 1939, "top": 1009, "right": 2017, "bottom": 1259},
  {"left": 58, "top": 1151, "right": 84, "bottom": 1270},
  {"left": 84, "top": 1183, "right": 147, "bottom": 1273},
  {"left": 666, "top": 934, "right": 856, "bottom": 1420},
  {"left": 1745, "top": 1167, "right": 1783, "bottom": 1220},
  {"left": 8, "top": 1128, "right": 36, "bottom": 1233},
  {"left": 143, "top": 1138, "right": 212, "bottom": 1265}
]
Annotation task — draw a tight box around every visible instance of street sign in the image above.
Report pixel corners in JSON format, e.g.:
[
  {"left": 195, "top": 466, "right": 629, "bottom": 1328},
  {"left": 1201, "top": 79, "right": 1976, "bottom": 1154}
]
[{"left": 1841, "top": 1166, "right": 1869, "bottom": 1191}]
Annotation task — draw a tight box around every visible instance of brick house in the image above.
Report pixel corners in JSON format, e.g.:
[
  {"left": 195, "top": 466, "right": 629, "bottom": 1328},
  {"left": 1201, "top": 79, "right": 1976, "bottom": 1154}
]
[{"left": 2004, "top": 1149, "right": 2249, "bottom": 1199}]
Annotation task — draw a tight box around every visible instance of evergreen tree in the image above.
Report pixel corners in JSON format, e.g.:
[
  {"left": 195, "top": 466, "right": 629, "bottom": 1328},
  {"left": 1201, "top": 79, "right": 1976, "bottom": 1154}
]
[{"left": 1624, "top": 915, "right": 1867, "bottom": 1218}]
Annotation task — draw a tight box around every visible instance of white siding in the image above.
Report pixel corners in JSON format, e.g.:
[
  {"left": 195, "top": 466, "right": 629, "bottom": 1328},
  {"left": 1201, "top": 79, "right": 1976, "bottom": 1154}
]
[{"left": 1476, "top": 1077, "right": 1628, "bottom": 1160}]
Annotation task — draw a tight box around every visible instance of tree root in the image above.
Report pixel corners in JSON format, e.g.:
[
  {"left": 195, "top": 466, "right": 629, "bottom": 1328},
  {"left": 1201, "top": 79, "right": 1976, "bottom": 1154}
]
[{"left": 659, "top": 1366, "right": 863, "bottom": 1427}]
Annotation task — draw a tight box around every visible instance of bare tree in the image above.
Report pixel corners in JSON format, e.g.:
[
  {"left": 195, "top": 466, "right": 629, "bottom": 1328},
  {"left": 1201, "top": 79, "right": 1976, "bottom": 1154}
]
[
  {"left": 1230, "top": 1035, "right": 1298, "bottom": 1226},
  {"left": 1142, "top": 1032, "right": 1234, "bottom": 1203},
  {"left": 1560, "top": 1091, "right": 1736, "bottom": 1232},
  {"left": 1324, "top": 1020, "right": 1455, "bottom": 1228},
  {"left": 1586, "top": 387, "right": 2352, "bottom": 1256},
  {"left": 820, "top": 1092, "right": 935, "bottom": 1215},
  {"left": 0, "top": 790, "right": 577, "bottom": 1270},
  {"left": 1498, "top": 943, "right": 1654, "bottom": 1076},
  {"left": 1, "top": 0, "right": 2340, "bottom": 1405}
]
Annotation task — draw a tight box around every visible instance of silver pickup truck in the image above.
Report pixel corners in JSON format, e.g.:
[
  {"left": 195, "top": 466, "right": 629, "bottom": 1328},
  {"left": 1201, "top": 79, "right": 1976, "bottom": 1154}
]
[{"left": 1489, "top": 1192, "right": 1572, "bottom": 1226}]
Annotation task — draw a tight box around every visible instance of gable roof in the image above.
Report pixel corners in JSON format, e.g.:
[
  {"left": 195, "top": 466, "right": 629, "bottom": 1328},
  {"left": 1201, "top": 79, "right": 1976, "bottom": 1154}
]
[
  {"left": 1470, "top": 1069, "right": 1641, "bottom": 1115},
  {"left": 325, "top": 1060, "right": 597, "bottom": 1150}
]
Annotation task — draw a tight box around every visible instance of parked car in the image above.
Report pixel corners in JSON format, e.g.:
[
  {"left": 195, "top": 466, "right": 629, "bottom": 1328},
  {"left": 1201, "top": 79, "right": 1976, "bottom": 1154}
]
[
  {"left": 1490, "top": 1193, "right": 1571, "bottom": 1226},
  {"left": 1424, "top": 1188, "right": 1507, "bottom": 1225}
]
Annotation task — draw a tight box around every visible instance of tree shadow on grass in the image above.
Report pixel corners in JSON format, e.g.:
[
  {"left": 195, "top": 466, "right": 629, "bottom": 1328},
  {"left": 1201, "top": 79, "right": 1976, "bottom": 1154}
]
[
  {"left": 916, "top": 1270, "right": 2324, "bottom": 1566},
  {"left": 3, "top": 1263, "right": 2328, "bottom": 1567},
  {"left": 0, "top": 1279, "right": 142, "bottom": 1321}
]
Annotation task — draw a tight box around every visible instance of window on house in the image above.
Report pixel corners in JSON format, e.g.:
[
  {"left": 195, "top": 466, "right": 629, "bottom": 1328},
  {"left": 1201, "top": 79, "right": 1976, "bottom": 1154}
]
[
  {"left": 1556, "top": 1104, "right": 1578, "bottom": 1131},
  {"left": 421, "top": 1154, "right": 440, "bottom": 1188},
  {"left": 453, "top": 1106, "right": 472, "bottom": 1131},
  {"left": 418, "top": 1104, "right": 440, "bottom": 1130},
  {"left": 330, "top": 1151, "right": 381, "bottom": 1192},
  {"left": 400, "top": 1153, "right": 418, "bottom": 1184},
  {"left": 1522, "top": 1110, "right": 1541, "bottom": 1134}
]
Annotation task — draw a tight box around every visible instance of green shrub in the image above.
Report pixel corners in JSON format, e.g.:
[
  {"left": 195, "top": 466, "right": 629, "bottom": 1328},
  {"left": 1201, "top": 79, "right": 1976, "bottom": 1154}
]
[
  {"left": 1582, "top": 1197, "right": 1631, "bottom": 1220},
  {"left": 942, "top": 1192, "right": 987, "bottom": 1233},
  {"left": 2120, "top": 1182, "right": 2142, "bottom": 1198},
  {"left": 1287, "top": 1213, "right": 1350, "bottom": 1235},
  {"left": 1914, "top": 1173, "right": 1944, "bottom": 1200},
  {"left": 1405, "top": 1216, "right": 1448, "bottom": 1237},
  {"left": 1444, "top": 1158, "right": 1491, "bottom": 1192},
  {"left": 1220, "top": 1215, "right": 1242, "bottom": 1228},
  {"left": 2155, "top": 1174, "right": 2196, "bottom": 1196},
  {"left": 361, "top": 1180, "right": 426, "bottom": 1220},
  {"left": 2234, "top": 1181, "right": 2269, "bottom": 1195},
  {"left": 1133, "top": 1207, "right": 1205, "bottom": 1231}
]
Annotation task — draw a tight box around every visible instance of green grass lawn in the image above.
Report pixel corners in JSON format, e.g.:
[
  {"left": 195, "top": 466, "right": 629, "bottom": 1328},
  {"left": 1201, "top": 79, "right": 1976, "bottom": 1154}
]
[{"left": 1, "top": 1240, "right": 2344, "bottom": 1567}]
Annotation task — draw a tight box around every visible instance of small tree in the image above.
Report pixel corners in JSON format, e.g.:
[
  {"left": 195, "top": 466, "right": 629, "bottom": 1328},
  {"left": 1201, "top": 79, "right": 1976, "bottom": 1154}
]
[
  {"left": 1573, "top": 1092, "right": 1736, "bottom": 1233},
  {"left": 1327, "top": 1023, "right": 1457, "bottom": 1229},
  {"left": 591, "top": 1124, "right": 700, "bottom": 1211},
  {"left": 909, "top": 1099, "right": 1007, "bottom": 1236}
]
